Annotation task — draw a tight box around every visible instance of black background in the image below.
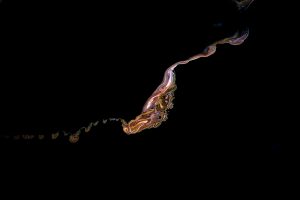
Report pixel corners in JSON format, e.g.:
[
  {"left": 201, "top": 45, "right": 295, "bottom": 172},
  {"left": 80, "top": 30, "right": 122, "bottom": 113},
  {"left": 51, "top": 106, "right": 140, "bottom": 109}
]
[{"left": 0, "top": 0, "right": 296, "bottom": 185}]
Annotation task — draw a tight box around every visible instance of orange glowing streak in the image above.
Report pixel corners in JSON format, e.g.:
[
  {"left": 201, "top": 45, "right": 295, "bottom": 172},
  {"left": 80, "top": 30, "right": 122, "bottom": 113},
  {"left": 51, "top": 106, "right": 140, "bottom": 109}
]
[{"left": 120, "top": 30, "right": 250, "bottom": 135}]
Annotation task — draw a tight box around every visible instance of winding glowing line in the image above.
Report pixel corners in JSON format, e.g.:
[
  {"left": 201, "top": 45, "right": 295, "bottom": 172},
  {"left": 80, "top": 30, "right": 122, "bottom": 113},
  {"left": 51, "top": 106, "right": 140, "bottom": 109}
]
[
  {"left": 120, "top": 30, "right": 250, "bottom": 134},
  {"left": 2, "top": 0, "right": 254, "bottom": 142}
]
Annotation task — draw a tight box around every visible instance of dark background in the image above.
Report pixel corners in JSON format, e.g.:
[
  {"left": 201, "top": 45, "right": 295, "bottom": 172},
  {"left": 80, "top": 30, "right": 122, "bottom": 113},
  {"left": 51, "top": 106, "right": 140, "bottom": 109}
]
[{"left": 0, "top": 0, "right": 296, "bottom": 177}]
